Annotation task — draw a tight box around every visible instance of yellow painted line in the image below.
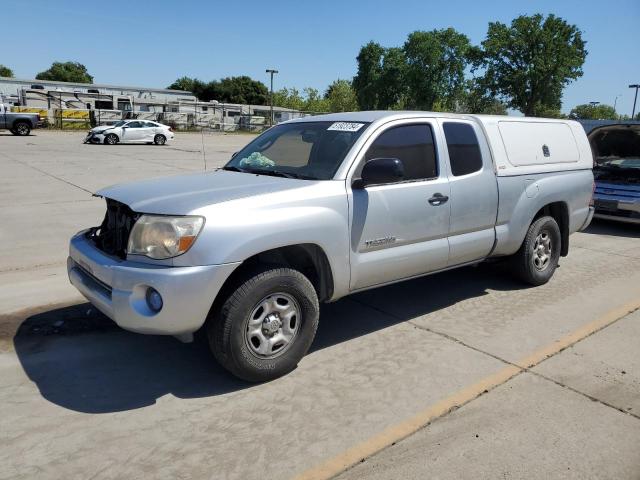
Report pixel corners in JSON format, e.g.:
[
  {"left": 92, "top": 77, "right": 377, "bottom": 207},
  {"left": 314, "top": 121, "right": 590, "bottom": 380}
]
[{"left": 294, "top": 298, "right": 640, "bottom": 480}]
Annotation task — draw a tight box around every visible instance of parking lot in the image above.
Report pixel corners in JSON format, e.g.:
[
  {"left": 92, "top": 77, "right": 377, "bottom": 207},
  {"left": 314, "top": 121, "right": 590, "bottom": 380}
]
[{"left": 1, "top": 130, "right": 639, "bottom": 479}]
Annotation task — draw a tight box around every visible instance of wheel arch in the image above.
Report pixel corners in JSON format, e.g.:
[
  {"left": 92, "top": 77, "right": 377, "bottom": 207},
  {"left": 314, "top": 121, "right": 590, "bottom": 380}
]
[
  {"left": 214, "top": 243, "right": 335, "bottom": 307},
  {"left": 532, "top": 201, "right": 570, "bottom": 256}
]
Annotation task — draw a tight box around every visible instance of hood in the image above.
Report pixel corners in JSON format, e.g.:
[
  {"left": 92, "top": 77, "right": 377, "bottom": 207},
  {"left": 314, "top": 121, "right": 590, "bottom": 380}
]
[
  {"left": 92, "top": 125, "right": 119, "bottom": 133},
  {"left": 589, "top": 124, "right": 640, "bottom": 185},
  {"left": 96, "top": 170, "right": 314, "bottom": 214}
]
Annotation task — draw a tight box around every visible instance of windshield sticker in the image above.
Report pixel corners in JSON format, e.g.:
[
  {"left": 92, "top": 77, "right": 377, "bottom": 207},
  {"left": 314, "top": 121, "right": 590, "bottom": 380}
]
[{"left": 327, "top": 122, "right": 365, "bottom": 132}]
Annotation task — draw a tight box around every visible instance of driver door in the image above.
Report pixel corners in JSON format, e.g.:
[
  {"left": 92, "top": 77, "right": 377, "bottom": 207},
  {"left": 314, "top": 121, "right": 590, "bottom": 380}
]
[
  {"left": 348, "top": 120, "right": 451, "bottom": 290},
  {"left": 122, "top": 121, "right": 144, "bottom": 142}
]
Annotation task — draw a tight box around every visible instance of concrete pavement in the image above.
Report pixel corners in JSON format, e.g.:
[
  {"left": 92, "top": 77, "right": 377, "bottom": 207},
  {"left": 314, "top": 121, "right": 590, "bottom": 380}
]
[{"left": 0, "top": 131, "right": 639, "bottom": 479}]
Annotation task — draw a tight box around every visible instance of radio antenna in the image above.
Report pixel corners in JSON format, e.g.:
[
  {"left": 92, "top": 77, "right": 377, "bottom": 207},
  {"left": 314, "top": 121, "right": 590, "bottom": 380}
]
[{"left": 201, "top": 126, "right": 207, "bottom": 171}]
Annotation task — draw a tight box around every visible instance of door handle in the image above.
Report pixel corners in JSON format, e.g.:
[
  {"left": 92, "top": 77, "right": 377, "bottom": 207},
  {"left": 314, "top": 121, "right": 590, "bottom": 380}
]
[{"left": 428, "top": 193, "right": 449, "bottom": 206}]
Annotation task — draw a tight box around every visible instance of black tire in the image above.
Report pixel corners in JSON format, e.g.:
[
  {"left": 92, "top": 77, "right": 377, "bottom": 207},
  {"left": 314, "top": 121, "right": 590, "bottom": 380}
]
[
  {"left": 512, "top": 216, "right": 561, "bottom": 286},
  {"left": 208, "top": 267, "right": 319, "bottom": 382},
  {"left": 104, "top": 133, "right": 118, "bottom": 145},
  {"left": 154, "top": 134, "right": 166, "bottom": 145},
  {"left": 12, "top": 122, "right": 30, "bottom": 136}
]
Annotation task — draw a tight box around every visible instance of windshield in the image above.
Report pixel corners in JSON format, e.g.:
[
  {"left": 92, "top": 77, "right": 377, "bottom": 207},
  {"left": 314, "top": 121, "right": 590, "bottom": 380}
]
[{"left": 224, "top": 121, "right": 369, "bottom": 180}]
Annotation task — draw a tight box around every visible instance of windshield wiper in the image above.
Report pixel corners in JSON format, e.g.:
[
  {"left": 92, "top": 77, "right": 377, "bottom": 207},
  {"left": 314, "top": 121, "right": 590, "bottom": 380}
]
[
  {"left": 222, "top": 165, "right": 247, "bottom": 173},
  {"left": 222, "top": 165, "right": 316, "bottom": 180}
]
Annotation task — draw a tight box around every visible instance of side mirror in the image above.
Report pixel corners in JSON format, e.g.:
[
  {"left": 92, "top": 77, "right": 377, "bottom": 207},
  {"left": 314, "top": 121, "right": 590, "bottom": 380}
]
[{"left": 353, "top": 158, "right": 404, "bottom": 188}]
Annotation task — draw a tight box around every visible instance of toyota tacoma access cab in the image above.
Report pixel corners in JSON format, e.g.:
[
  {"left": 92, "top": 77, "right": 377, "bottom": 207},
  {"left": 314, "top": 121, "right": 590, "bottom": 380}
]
[
  {"left": 0, "top": 103, "right": 41, "bottom": 135},
  {"left": 68, "top": 112, "right": 594, "bottom": 381}
]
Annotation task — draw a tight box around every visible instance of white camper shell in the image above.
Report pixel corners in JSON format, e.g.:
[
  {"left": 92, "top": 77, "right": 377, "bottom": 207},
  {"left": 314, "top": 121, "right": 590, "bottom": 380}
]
[{"left": 472, "top": 116, "right": 593, "bottom": 176}]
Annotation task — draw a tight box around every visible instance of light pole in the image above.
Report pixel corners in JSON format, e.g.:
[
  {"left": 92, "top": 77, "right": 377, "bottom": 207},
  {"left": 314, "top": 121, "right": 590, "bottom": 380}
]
[
  {"left": 630, "top": 84, "right": 640, "bottom": 119},
  {"left": 266, "top": 69, "right": 278, "bottom": 127}
]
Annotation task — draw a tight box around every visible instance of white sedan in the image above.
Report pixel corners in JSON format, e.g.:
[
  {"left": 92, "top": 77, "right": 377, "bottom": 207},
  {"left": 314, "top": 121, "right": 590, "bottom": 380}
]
[{"left": 84, "top": 120, "right": 175, "bottom": 145}]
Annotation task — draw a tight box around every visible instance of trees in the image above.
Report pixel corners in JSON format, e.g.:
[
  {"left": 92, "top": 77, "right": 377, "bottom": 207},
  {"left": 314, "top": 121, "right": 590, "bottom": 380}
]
[
  {"left": 324, "top": 79, "right": 358, "bottom": 112},
  {"left": 0, "top": 65, "right": 14, "bottom": 77},
  {"left": 217, "top": 76, "right": 268, "bottom": 105},
  {"left": 351, "top": 14, "right": 585, "bottom": 116},
  {"left": 168, "top": 76, "right": 268, "bottom": 104},
  {"left": 273, "top": 87, "right": 305, "bottom": 111},
  {"left": 352, "top": 29, "right": 471, "bottom": 111},
  {"left": 352, "top": 41, "right": 385, "bottom": 110},
  {"left": 458, "top": 80, "right": 508, "bottom": 115},
  {"left": 473, "top": 14, "right": 587, "bottom": 116},
  {"left": 377, "top": 48, "right": 407, "bottom": 109},
  {"left": 569, "top": 103, "right": 618, "bottom": 120},
  {"left": 36, "top": 62, "right": 93, "bottom": 83},
  {"left": 403, "top": 28, "right": 470, "bottom": 110}
]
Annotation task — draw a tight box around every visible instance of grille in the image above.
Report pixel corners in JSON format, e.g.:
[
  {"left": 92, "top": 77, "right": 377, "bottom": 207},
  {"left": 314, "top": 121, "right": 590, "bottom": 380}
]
[{"left": 87, "top": 199, "right": 139, "bottom": 259}]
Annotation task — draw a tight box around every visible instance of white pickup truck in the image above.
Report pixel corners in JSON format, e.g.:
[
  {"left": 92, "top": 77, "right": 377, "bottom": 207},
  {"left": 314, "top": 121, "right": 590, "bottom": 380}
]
[{"left": 68, "top": 111, "right": 594, "bottom": 381}]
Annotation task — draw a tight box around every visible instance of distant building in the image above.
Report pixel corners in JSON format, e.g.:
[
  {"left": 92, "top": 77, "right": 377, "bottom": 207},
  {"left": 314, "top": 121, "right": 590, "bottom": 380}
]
[
  {"left": 0, "top": 76, "right": 196, "bottom": 112},
  {"left": 0, "top": 76, "right": 309, "bottom": 130}
]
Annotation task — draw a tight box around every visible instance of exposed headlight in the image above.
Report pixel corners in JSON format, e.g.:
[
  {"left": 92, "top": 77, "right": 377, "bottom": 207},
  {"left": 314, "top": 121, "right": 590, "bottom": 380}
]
[{"left": 127, "top": 215, "right": 204, "bottom": 259}]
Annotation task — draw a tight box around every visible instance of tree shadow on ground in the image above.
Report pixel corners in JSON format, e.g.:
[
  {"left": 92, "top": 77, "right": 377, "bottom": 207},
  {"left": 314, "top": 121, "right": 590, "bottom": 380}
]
[{"left": 13, "top": 262, "right": 525, "bottom": 413}]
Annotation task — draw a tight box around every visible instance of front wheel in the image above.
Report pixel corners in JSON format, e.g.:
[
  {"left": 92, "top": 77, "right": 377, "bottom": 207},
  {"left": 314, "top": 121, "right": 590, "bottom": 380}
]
[
  {"left": 154, "top": 134, "right": 166, "bottom": 145},
  {"left": 208, "top": 267, "right": 319, "bottom": 382},
  {"left": 512, "top": 216, "right": 561, "bottom": 286},
  {"left": 104, "top": 133, "right": 118, "bottom": 145}
]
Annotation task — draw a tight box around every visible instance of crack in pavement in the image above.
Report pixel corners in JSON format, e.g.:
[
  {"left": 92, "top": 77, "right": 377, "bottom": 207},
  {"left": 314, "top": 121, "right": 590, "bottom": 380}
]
[
  {"left": 349, "top": 296, "right": 640, "bottom": 423},
  {"left": 0, "top": 150, "right": 95, "bottom": 194}
]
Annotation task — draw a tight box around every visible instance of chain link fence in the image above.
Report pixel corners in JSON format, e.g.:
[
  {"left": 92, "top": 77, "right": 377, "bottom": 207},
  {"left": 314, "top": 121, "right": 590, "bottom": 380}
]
[{"left": 12, "top": 105, "right": 328, "bottom": 133}]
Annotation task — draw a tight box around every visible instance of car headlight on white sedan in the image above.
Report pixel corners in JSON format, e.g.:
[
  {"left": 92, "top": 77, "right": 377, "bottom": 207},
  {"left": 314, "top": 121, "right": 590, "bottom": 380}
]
[{"left": 127, "top": 215, "right": 204, "bottom": 259}]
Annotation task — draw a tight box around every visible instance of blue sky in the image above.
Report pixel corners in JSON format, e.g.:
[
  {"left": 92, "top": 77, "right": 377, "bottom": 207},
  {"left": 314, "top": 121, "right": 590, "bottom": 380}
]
[{"left": 3, "top": 0, "right": 639, "bottom": 114}]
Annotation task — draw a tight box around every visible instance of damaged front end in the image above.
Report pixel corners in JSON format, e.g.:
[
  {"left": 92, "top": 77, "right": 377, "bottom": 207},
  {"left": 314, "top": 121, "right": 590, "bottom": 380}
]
[{"left": 87, "top": 198, "right": 140, "bottom": 259}]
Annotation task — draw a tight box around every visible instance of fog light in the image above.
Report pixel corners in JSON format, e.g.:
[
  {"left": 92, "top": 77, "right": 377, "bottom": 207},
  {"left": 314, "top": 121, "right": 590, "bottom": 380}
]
[{"left": 146, "top": 287, "right": 163, "bottom": 312}]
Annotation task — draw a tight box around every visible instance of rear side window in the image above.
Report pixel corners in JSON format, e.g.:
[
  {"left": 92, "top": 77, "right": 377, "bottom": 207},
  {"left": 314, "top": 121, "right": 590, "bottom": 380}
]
[
  {"left": 443, "top": 122, "right": 483, "bottom": 176},
  {"left": 365, "top": 124, "right": 437, "bottom": 181}
]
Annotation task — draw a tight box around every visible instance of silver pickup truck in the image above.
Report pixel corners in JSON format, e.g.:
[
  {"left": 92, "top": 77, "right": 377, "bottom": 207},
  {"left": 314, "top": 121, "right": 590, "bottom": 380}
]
[
  {"left": 0, "top": 103, "right": 41, "bottom": 135},
  {"left": 68, "top": 111, "right": 594, "bottom": 381}
]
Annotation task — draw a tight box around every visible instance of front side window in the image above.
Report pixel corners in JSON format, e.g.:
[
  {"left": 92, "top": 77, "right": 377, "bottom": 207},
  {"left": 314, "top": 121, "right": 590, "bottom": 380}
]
[
  {"left": 224, "top": 121, "right": 369, "bottom": 180},
  {"left": 364, "top": 124, "right": 438, "bottom": 181},
  {"left": 443, "top": 122, "right": 483, "bottom": 176},
  {"left": 127, "top": 121, "right": 143, "bottom": 128}
]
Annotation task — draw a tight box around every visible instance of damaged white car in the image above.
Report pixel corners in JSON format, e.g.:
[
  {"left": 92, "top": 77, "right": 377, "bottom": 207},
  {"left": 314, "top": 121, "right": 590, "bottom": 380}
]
[{"left": 84, "top": 120, "right": 174, "bottom": 145}]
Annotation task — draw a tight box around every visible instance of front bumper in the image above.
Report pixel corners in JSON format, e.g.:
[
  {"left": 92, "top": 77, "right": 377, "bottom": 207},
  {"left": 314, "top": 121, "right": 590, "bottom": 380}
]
[
  {"left": 84, "top": 132, "right": 104, "bottom": 144},
  {"left": 67, "top": 230, "right": 239, "bottom": 335},
  {"left": 593, "top": 197, "right": 640, "bottom": 224}
]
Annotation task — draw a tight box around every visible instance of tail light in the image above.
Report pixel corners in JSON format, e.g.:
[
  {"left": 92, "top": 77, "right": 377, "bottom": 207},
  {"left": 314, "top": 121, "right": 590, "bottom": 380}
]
[{"left": 36, "top": 114, "right": 41, "bottom": 122}]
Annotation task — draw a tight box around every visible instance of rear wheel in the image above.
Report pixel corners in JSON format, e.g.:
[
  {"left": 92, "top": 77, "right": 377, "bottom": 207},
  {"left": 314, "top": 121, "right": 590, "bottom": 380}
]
[
  {"left": 512, "top": 216, "right": 561, "bottom": 286},
  {"left": 208, "top": 267, "right": 319, "bottom": 382},
  {"left": 104, "top": 133, "right": 118, "bottom": 145},
  {"left": 12, "top": 122, "right": 30, "bottom": 136},
  {"left": 154, "top": 134, "right": 166, "bottom": 145}
]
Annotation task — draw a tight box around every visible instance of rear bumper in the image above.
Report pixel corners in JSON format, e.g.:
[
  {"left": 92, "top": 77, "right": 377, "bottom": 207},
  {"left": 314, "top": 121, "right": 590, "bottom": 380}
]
[
  {"left": 579, "top": 206, "right": 595, "bottom": 231},
  {"left": 67, "top": 230, "right": 239, "bottom": 335}
]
